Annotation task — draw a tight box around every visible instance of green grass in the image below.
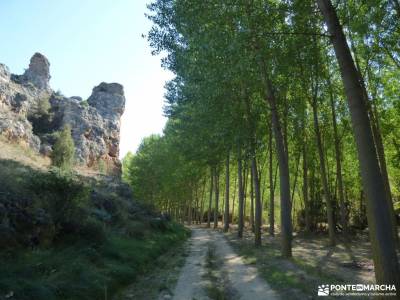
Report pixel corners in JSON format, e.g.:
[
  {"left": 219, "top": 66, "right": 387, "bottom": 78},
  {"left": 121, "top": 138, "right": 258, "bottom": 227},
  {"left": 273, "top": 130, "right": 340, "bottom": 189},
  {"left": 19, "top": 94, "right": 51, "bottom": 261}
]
[
  {"left": 0, "top": 157, "right": 190, "bottom": 300},
  {"left": 0, "top": 223, "right": 189, "bottom": 300}
]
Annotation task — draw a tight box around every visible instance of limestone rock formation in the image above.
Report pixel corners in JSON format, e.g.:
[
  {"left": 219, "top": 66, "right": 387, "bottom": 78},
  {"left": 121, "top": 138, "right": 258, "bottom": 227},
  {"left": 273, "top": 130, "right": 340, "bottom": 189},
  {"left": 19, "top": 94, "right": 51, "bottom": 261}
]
[
  {"left": 23, "top": 53, "right": 51, "bottom": 90},
  {"left": 0, "top": 53, "right": 125, "bottom": 175}
]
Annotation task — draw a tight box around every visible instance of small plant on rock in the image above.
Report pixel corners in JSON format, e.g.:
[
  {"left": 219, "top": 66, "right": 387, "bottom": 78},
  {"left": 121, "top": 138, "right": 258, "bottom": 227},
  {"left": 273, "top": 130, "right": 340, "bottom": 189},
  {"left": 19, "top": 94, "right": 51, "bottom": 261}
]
[{"left": 51, "top": 125, "right": 75, "bottom": 171}]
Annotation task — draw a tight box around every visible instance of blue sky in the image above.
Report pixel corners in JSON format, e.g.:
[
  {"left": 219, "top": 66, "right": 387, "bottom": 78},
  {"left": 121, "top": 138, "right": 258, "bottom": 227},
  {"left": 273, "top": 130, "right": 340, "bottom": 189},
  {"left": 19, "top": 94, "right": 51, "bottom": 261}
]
[{"left": 0, "top": 0, "right": 172, "bottom": 158}]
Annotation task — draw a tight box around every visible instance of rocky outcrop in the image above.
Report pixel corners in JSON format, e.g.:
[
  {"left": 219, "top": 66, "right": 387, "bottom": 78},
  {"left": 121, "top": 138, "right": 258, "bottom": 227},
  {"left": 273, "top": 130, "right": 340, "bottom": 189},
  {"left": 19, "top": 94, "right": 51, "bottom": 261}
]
[
  {"left": 23, "top": 53, "right": 51, "bottom": 90},
  {"left": 0, "top": 53, "right": 125, "bottom": 175}
]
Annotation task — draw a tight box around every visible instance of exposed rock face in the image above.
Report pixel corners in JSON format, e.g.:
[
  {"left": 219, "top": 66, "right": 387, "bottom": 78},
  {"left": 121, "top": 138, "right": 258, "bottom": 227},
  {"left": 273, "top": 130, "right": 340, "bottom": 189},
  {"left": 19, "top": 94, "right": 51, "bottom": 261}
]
[
  {"left": 0, "top": 53, "right": 125, "bottom": 175},
  {"left": 23, "top": 53, "right": 51, "bottom": 90}
]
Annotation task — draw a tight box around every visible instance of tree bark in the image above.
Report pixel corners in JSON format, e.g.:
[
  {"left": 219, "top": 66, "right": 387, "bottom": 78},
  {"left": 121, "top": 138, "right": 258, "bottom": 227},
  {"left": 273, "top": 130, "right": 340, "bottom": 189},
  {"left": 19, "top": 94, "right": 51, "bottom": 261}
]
[
  {"left": 188, "top": 191, "right": 192, "bottom": 225},
  {"left": 303, "top": 142, "right": 311, "bottom": 232},
  {"left": 224, "top": 153, "right": 230, "bottom": 232},
  {"left": 232, "top": 173, "right": 237, "bottom": 224},
  {"left": 312, "top": 96, "right": 336, "bottom": 246},
  {"left": 350, "top": 36, "right": 399, "bottom": 248},
  {"left": 243, "top": 164, "right": 248, "bottom": 227},
  {"left": 252, "top": 155, "right": 262, "bottom": 247},
  {"left": 207, "top": 167, "right": 213, "bottom": 228},
  {"left": 214, "top": 168, "right": 220, "bottom": 229},
  {"left": 317, "top": 0, "right": 400, "bottom": 288},
  {"left": 238, "top": 148, "right": 245, "bottom": 238},
  {"left": 269, "top": 127, "right": 275, "bottom": 236},
  {"left": 265, "top": 78, "right": 292, "bottom": 257},
  {"left": 328, "top": 79, "right": 348, "bottom": 238},
  {"left": 250, "top": 164, "right": 255, "bottom": 232}
]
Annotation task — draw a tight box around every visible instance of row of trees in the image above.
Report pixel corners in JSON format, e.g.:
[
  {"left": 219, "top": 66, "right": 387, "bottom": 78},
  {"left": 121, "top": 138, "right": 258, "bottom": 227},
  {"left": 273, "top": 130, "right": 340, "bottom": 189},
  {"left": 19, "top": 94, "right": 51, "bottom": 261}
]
[{"left": 124, "top": 0, "right": 400, "bottom": 290}]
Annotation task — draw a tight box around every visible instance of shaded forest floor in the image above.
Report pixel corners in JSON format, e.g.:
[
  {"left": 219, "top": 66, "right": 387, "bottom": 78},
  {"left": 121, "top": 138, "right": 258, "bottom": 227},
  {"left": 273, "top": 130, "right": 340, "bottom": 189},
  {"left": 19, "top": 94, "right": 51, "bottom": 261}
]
[{"left": 224, "top": 226, "right": 378, "bottom": 299}]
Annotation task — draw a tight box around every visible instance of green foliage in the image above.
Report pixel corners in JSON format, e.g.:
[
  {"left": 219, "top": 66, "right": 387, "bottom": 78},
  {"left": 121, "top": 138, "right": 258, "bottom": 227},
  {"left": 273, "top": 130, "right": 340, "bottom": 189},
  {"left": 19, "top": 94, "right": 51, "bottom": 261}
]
[
  {"left": 0, "top": 224, "right": 188, "bottom": 300},
  {"left": 29, "top": 169, "right": 89, "bottom": 236},
  {"left": 0, "top": 158, "right": 190, "bottom": 300},
  {"left": 78, "top": 217, "right": 106, "bottom": 244},
  {"left": 141, "top": 0, "right": 400, "bottom": 235},
  {"left": 51, "top": 125, "right": 75, "bottom": 170},
  {"left": 97, "top": 159, "right": 107, "bottom": 174},
  {"left": 37, "top": 96, "right": 51, "bottom": 116}
]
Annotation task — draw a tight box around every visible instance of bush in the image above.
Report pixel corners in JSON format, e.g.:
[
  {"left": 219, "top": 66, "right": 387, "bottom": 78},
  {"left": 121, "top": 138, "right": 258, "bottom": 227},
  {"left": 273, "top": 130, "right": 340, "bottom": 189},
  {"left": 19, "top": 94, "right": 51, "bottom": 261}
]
[
  {"left": 36, "top": 96, "right": 51, "bottom": 116},
  {"left": 50, "top": 125, "right": 75, "bottom": 170},
  {"left": 29, "top": 170, "right": 89, "bottom": 238},
  {"left": 78, "top": 217, "right": 106, "bottom": 244},
  {"left": 125, "top": 221, "right": 147, "bottom": 239},
  {"left": 149, "top": 217, "right": 168, "bottom": 231}
]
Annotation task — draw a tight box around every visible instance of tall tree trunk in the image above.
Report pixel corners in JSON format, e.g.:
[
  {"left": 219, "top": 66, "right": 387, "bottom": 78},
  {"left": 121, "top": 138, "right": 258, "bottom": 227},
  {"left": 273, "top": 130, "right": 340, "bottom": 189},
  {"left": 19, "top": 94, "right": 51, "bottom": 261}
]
[
  {"left": 200, "top": 192, "right": 204, "bottom": 224},
  {"left": 214, "top": 168, "right": 220, "bottom": 229},
  {"left": 367, "top": 90, "right": 399, "bottom": 248},
  {"left": 250, "top": 165, "right": 255, "bottom": 232},
  {"left": 328, "top": 80, "right": 348, "bottom": 238},
  {"left": 312, "top": 97, "right": 336, "bottom": 246},
  {"left": 269, "top": 128, "right": 275, "bottom": 236},
  {"left": 194, "top": 188, "right": 198, "bottom": 225},
  {"left": 350, "top": 36, "right": 399, "bottom": 248},
  {"left": 232, "top": 173, "right": 237, "bottom": 224},
  {"left": 224, "top": 153, "right": 230, "bottom": 232},
  {"left": 243, "top": 164, "right": 248, "bottom": 227},
  {"left": 310, "top": 164, "right": 315, "bottom": 230},
  {"left": 188, "top": 191, "right": 192, "bottom": 225},
  {"left": 252, "top": 155, "right": 262, "bottom": 247},
  {"left": 207, "top": 167, "right": 214, "bottom": 228},
  {"left": 265, "top": 79, "right": 292, "bottom": 257},
  {"left": 238, "top": 149, "right": 245, "bottom": 238},
  {"left": 317, "top": 0, "right": 400, "bottom": 288},
  {"left": 303, "top": 142, "right": 310, "bottom": 232}
]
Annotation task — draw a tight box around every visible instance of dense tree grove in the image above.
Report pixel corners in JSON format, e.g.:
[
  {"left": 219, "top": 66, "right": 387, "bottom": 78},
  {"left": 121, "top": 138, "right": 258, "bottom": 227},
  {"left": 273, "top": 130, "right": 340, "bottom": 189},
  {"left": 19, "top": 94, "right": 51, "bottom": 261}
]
[{"left": 124, "top": 0, "right": 400, "bottom": 289}]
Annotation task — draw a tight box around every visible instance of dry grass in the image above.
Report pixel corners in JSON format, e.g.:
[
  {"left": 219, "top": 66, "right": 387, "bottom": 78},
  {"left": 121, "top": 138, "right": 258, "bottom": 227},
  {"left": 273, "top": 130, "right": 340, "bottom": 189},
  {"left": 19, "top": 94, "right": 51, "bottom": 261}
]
[
  {"left": 0, "top": 136, "right": 50, "bottom": 170},
  {"left": 0, "top": 136, "right": 108, "bottom": 178}
]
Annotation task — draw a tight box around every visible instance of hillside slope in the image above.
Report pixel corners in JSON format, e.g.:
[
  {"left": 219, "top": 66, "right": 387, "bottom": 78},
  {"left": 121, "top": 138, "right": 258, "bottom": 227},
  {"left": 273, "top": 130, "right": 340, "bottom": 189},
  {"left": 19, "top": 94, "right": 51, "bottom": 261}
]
[{"left": 0, "top": 146, "right": 188, "bottom": 300}]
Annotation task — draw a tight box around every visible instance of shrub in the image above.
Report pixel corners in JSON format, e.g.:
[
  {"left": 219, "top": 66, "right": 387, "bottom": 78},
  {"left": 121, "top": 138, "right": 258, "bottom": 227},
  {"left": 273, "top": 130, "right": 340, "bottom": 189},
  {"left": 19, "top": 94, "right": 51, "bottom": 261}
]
[
  {"left": 149, "top": 217, "right": 168, "bottom": 231},
  {"left": 29, "top": 170, "right": 89, "bottom": 238},
  {"left": 98, "top": 159, "right": 107, "bottom": 174},
  {"left": 125, "top": 221, "right": 147, "bottom": 239},
  {"left": 78, "top": 217, "right": 106, "bottom": 244},
  {"left": 50, "top": 125, "right": 75, "bottom": 170},
  {"left": 36, "top": 96, "right": 51, "bottom": 116}
]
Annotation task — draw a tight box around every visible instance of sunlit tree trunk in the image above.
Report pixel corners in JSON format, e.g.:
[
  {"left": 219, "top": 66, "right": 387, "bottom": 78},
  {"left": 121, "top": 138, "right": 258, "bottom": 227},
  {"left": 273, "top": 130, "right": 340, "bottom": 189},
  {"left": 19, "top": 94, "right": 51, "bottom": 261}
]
[
  {"left": 265, "top": 78, "right": 292, "bottom": 257},
  {"left": 317, "top": 0, "right": 400, "bottom": 288},
  {"left": 232, "top": 173, "right": 237, "bottom": 224},
  {"left": 328, "top": 79, "right": 348, "bottom": 238},
  {"left": 238, "top": 147, "right": 245, "bottom": 238},
  {"left": 303, "top": 142, "right": 310, "bottom": 233},
  {"left": 312, "top": 95, "right": 335, "bottom": 246},
  {"left": 188, "top": 191, "right": 192, "bottom": 225},
  {"left": 214, "top": 168, "right": 220, "bottom": 229},
  {"left": 350, "top": 37, "right": 399, "bottom": 248},
  {"left": 252, "top": 155, "right": 262, "bottom": 247},
  {"left": 224, "top": 153, "right": 230, "bottom": 232},
  {"left": 268, "top": 127, "right": 275, "bottom": 236},
  {"left": 207, "top": 167, "right": 213, "bottom": 228}
]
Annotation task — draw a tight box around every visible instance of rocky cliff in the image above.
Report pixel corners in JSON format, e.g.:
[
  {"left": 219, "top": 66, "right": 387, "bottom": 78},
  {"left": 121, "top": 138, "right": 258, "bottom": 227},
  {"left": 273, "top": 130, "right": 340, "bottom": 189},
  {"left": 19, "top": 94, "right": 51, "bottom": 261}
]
[{"left": 0, "top": 53, "right": 125, "bottom": 175}]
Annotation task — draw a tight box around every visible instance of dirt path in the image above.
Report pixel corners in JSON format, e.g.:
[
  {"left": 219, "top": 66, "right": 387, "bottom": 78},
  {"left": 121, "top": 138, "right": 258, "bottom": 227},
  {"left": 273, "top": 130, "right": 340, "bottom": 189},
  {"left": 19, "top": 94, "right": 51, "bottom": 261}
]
[{"left": 173, "top": 227, "right": 279, "bottom": 300}]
